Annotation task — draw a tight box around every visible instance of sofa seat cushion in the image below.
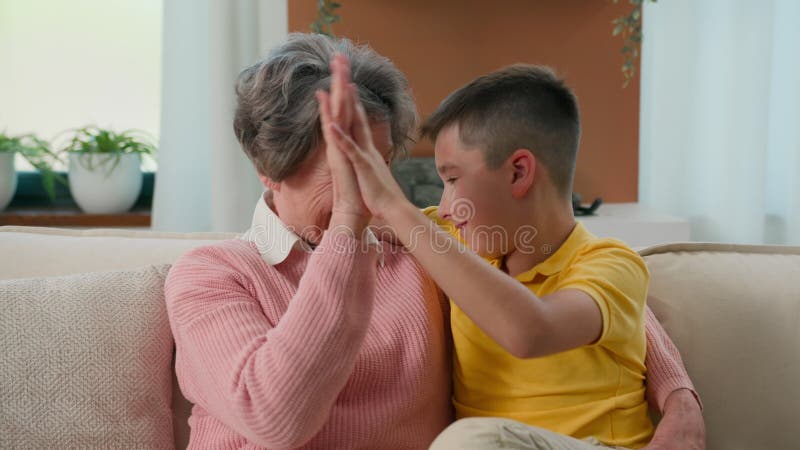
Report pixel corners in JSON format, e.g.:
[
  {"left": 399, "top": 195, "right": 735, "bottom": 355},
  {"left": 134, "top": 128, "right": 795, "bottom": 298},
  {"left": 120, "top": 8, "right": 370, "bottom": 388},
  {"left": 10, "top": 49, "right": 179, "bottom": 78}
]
[
  {"left": 641, "top": 243, "right": 800, "bottom": 450},
  {"left": 0, "top": 265, "right": 175, "bottom": 449}
]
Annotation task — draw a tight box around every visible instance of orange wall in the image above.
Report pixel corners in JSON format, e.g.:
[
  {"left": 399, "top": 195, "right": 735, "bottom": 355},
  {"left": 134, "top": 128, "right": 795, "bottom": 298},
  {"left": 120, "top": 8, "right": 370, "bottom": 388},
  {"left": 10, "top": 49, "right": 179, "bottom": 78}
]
[{"left": 289, "top": 0, "right": 640, "bottom": 202}]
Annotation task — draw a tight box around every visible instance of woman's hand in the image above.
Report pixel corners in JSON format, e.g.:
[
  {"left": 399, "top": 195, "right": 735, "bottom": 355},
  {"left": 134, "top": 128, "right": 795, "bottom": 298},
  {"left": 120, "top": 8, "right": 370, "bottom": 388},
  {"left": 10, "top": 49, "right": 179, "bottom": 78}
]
[
  {"left": 317, "top": 54, "right": 371, "bottom": 236},
  {"left": 644, "top": 389, "right": 706, "bottom": 450},
  {"left": 328, "top": 81, "right": 410, "bottom": 221}
]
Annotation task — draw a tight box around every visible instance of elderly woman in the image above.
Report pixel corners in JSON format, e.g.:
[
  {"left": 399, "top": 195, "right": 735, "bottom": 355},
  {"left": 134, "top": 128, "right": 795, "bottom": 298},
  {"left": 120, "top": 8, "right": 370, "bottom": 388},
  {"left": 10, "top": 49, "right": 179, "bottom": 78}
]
[{"left": 165, "top": 33, "right": 702, "bottom": 449}]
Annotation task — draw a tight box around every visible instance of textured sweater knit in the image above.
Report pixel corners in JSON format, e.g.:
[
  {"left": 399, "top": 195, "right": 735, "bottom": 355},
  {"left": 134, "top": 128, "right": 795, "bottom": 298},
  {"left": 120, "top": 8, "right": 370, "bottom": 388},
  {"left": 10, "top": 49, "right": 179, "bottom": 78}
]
[{"left": 165, "top": 231, "right": 453, "bottom": 449}]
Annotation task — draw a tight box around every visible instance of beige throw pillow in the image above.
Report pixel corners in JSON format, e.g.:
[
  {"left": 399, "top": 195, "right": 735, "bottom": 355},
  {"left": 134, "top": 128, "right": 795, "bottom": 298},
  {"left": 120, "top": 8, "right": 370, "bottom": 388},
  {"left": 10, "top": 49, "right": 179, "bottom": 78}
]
[{"left": 0, "top": 265, "right": 174, "bottom": 449}]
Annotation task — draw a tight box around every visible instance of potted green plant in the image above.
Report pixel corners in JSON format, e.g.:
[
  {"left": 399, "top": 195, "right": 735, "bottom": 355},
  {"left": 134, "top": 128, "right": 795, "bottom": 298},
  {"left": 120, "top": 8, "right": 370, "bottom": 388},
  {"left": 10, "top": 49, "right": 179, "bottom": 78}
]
[
  {"left": 0, "top": 132, "right": 65, "bottom": 211},
  {"left": 61, "top": 126, "right": 156, "bottom": 214}
]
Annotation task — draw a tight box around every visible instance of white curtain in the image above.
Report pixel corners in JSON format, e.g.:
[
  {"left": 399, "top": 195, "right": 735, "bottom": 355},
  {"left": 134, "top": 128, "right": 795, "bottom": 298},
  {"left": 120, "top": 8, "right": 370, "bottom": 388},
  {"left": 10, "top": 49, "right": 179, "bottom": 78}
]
[
  {"left": 152, "top": 0, "right": 287, "bottom": 232},
  {"left": 639, "top": 0, "right": 800, "bottom": 245}
]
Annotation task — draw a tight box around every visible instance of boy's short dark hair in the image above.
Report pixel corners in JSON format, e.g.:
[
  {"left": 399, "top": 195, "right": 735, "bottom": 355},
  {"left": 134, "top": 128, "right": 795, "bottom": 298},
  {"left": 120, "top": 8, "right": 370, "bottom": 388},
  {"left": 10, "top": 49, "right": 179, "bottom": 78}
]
[{"left": 421, "top": 65, "right": 580, "bottom": 196}]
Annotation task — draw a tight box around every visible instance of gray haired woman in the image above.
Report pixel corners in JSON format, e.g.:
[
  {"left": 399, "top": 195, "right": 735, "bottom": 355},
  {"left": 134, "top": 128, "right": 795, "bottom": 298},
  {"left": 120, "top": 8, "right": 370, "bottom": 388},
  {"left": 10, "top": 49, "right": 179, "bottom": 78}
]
[
  {"left": 165, "top": 33, "right": 451, "bottom": 449},
  {"left": 164, "top": 32, "right": 703, "bottom": 449}
]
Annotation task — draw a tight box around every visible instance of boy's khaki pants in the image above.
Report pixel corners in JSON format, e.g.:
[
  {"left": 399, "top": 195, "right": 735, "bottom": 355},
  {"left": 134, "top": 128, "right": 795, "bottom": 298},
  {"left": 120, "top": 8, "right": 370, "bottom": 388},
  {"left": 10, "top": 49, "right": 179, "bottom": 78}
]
[{"left": 429, "top": 418, "right": 629, "bottom": 450}]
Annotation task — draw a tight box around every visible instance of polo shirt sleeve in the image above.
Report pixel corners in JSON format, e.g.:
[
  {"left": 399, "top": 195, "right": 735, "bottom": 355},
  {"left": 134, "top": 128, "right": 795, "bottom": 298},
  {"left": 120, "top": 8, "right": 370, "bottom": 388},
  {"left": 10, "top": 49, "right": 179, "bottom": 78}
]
[{"left": 556, "top": 240, "right": 650, "bottom": 350}]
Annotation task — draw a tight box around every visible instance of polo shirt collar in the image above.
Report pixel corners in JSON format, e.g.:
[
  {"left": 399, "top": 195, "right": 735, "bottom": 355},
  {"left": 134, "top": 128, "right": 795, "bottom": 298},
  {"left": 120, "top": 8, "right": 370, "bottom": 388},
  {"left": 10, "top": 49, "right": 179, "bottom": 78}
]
[{"left": 514, "top": 221, "right": 590, "bottom": 282}]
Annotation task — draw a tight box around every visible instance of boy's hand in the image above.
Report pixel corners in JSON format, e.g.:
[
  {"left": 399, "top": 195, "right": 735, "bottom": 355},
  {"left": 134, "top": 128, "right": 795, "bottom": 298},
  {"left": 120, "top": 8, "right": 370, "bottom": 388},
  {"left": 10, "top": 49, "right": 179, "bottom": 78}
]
[{"left": 645, "top": 389, "right": 706, "bottom": 450}]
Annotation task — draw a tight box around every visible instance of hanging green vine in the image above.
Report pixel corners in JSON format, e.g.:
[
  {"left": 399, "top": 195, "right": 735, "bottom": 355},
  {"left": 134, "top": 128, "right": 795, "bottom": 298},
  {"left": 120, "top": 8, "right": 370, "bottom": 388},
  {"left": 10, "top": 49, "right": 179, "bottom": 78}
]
[
  {"left": 312, "top": 1, "right": 655, "bottom": 87},
  {"left": 311, "top": 0, "right": 342, "bottom": 36},
  {"left": 612, "top": 0, "right": 657, "bottom": 87}
]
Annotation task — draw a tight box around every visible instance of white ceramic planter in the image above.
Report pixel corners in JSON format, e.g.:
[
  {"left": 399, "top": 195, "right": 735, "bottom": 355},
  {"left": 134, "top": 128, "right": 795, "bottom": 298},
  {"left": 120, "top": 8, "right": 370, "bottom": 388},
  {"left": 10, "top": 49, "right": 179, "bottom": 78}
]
[
  {"left": 0, "top": 152, "right": 17, "bottom": 211},
  {"left": 68, "top": 152, "right": 142, "bottom": 214}
]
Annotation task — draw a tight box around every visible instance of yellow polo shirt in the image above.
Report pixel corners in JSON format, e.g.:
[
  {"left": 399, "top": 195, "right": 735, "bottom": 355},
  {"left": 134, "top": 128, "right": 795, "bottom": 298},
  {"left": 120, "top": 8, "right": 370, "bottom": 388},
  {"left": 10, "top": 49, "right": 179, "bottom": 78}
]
[{"left": 422, "top": 207, "right": 653, "bottom": 448}]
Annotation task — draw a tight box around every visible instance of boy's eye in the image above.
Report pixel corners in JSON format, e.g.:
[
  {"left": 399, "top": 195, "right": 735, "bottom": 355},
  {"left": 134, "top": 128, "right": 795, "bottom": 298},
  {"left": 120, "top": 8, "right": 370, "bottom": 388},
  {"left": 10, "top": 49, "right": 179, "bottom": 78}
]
[{"left": 446, "top": 178, "right": 457, "bottom": 185}]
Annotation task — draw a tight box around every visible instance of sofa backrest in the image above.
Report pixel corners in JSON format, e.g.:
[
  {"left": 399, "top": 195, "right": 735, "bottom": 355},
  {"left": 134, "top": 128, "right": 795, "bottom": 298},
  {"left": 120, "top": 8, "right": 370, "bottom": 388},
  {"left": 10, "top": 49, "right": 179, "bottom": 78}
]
[
  {"left": 0, "top": 226, "right": 237, "bottom": 280},
  {"left": 3, "top": 226, "right": 799, "bottom": 449},
  {"left": 641, "top": 242, "right": 800, "bottom": 450}
]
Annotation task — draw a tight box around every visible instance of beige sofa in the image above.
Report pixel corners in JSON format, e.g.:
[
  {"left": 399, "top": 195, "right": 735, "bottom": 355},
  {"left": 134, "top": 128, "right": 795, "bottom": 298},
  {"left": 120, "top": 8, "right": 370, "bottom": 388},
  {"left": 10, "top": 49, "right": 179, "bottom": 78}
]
[{"left": 1, "top": 225, "right": 798, "bottom": 449}]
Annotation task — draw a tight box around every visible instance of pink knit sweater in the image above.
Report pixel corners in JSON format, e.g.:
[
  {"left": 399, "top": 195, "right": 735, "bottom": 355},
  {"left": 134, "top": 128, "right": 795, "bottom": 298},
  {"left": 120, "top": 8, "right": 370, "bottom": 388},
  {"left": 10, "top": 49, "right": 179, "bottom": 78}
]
[
  {"left": 165, "top": 231, "right": 699, "bottom": 449},
  {"left": 165, "top": 231, "right": 453, "bottom": 449},
  {"left": 644, "top": 307, "right": 702, "bottom": 412}
]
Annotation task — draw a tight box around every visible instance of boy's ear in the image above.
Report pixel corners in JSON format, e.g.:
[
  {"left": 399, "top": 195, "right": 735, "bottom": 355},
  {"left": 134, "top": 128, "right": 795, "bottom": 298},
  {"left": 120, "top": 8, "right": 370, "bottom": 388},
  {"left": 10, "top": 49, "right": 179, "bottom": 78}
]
[
  {"left": 509, "top": 149, "right": 536, "bottom": 199},
  {"left": 257, "top": 173, "right": 281, "bottom": 192}
]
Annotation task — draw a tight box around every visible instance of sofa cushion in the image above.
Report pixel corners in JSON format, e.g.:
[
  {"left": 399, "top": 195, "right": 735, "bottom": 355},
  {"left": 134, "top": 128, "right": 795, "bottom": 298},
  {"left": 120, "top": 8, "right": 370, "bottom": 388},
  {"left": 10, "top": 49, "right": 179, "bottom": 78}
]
[
  {"left": 0, "top": 265, "right": 175, "bottom": 449},
  {"left": 640, "top": 242, "right": 800, "bottom": 450}
]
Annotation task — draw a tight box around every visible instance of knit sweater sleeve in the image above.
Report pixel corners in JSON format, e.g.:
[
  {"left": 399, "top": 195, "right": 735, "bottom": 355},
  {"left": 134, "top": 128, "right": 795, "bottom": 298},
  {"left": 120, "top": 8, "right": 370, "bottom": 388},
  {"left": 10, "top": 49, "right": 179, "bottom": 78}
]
[
  {"left": 644, "top": 306, "right": 703, "bottom": 413},
  {"left": 164, "top": 231, "right": 379, "bottom": 449}
]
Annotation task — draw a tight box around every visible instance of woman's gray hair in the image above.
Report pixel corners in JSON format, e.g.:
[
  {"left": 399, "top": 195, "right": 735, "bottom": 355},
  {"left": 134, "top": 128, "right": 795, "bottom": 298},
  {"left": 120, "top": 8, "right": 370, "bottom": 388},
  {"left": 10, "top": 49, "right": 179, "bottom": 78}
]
[{"left": 233, "top": 32, "right": 417, "bottom": 181}]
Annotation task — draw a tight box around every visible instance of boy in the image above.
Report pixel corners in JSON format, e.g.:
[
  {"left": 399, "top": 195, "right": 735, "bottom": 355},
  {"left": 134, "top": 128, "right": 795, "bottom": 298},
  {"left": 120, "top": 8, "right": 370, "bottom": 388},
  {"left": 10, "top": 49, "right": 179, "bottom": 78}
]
[{"left": 330, "top": 63, "right": 689, "bottom": 449}]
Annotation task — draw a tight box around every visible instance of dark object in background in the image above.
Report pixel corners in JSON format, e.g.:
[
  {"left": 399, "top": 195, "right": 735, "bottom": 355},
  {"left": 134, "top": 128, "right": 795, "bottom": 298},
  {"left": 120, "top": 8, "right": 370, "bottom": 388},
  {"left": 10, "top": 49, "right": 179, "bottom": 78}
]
[
  {"left": 392, "top": 157, "right": 444, "bottom": 208},
  {"left": 391, "top": 157, "right": 604, "bottom": 217},
  {"left": 572, "top": 193, "right": 602, "bottom": 216}
]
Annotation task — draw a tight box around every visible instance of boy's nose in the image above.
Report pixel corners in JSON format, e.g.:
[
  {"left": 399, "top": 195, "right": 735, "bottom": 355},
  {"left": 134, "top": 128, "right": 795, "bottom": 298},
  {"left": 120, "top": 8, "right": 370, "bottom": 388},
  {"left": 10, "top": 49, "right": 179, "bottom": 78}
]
[{"left": 438, "top": 191, "right": 452, "bottom": 220}]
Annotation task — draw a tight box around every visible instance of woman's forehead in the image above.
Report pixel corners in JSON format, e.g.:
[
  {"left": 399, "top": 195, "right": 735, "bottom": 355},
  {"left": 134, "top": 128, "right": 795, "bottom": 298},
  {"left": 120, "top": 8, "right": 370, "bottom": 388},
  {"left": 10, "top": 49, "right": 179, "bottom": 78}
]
[{"left": 368, "top": 121, "right": 394, "bottom": 160}]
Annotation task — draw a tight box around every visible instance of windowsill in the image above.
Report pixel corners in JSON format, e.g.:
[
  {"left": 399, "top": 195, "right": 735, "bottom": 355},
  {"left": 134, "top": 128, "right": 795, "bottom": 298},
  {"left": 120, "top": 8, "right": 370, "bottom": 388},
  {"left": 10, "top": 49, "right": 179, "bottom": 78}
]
[
  {"left": 0, "top": 204, "right": 151, "bottom": 228},
  {"left": 3, "top": 171, "right": 155, "bottom": 228}
]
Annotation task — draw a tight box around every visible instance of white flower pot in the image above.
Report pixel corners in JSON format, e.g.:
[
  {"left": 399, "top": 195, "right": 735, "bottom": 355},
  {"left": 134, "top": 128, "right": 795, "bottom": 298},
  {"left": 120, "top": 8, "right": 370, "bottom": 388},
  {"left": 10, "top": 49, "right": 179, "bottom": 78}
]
[
  {"left": 68, "top": 152, "right": 142, "bottom": 214},
  {"left": 0, "top": 152, "right": 17, "bottom": 211}
]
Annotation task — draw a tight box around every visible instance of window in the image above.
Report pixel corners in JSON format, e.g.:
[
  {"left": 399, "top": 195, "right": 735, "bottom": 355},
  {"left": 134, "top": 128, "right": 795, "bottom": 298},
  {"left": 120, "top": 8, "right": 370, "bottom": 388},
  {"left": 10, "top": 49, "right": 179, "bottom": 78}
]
[{"left": 0, "top": 0, "right": 162, "bottom": 172}]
